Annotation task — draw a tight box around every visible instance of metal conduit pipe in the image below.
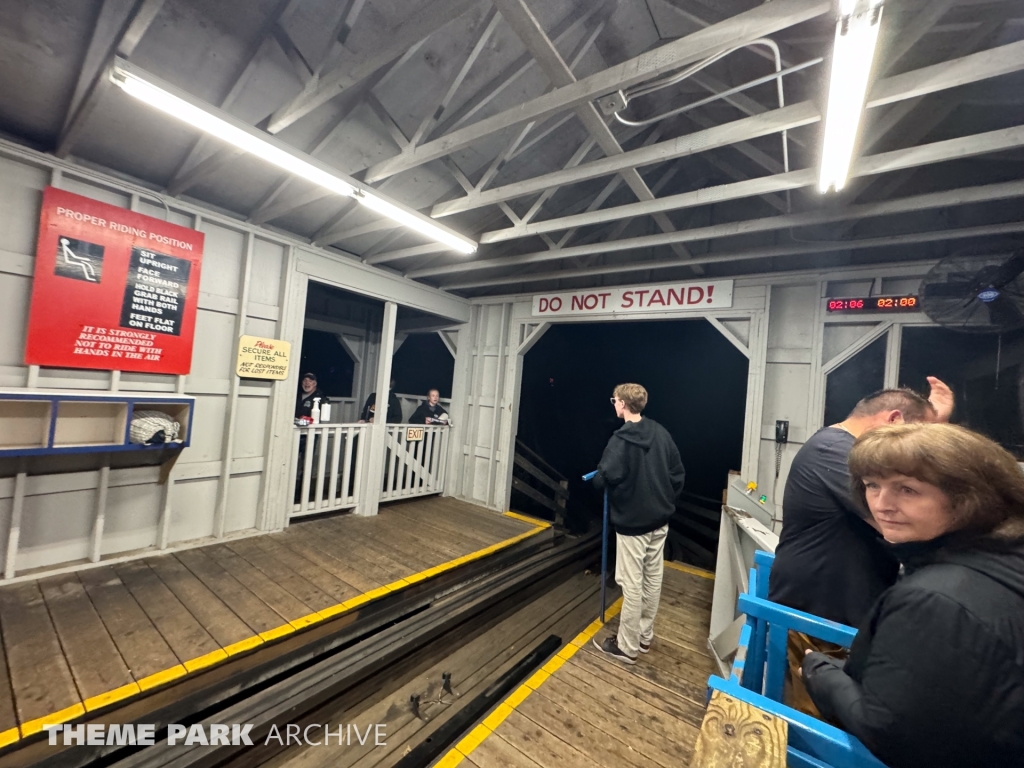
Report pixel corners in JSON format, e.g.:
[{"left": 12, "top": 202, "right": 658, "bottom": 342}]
[{"left": 607, "top": 38, "right": 803, "bottom": 197}]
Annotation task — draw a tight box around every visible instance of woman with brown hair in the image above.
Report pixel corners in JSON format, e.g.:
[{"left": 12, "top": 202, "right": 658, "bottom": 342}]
[{"left": 801, "top": 423, "right": 1024, "bottom": 767}]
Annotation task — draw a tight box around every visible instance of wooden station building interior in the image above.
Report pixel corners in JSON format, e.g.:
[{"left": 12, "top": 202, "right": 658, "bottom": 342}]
[{"left": 0, "top": 0, "right": 1021, "bottom": 766}]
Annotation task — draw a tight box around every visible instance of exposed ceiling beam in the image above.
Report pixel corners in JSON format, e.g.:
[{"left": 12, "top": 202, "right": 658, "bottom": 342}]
[
  {"left": 408, "top": 8, "right": 501, "bottom": 149},
  {"left": 424, "top": 1, "right": 619, "bottom": 144},
  {"left": 62, "top": 0, "right": 138, "bottom": 134},
  {"left": 492, "top": 0, "right": 696, "bottom": 265},
  {"left": 164, "top": 0, "right": 338, "bottom": 197},
  {"left": 418, "top": 177, "right": 1024, "bottom": 279},
  {"left": 56, "top": 0, "right": 167, "bottom": 158},
  {"left": 267, "top": 0, "right": 482, "bottom": 133},
  {"left": 247, "top": 40, "right": 425, "bottom": 225},
  {"left": 442, "top": 220, "right": 1024, "bottom": 291},
  {"left": 880, "top": 0, "right": 957, "bottom": 74},
  {"left": 434, "top": 101, "right": 819, "bottom": 216},
  {"left": 837, "top": 18, "right": 1005, "bottom": 235},
  {"left": 471, "top": 123, "right": 1024, "bottom": 246},
  {"left": 313, "top": 5, "right": 615, "bottom": 248},
  {"left": 363, "top": 0, "right": 832, "bottom": 182},
  {"left": 431, "top": 39, "right": 1024, "bottom": 217}
]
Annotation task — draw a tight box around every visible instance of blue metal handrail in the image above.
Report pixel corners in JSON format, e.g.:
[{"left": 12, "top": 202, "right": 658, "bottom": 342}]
[
  {"left": 707, "top": 550, "right": 885, "bottom": 767},
  {"left": 582, "top": 469, "right": 609, "bottom": 622}
]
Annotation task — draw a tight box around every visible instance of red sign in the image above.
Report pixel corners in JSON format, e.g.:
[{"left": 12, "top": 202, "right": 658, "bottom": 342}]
[{"left": 25, "top": 187, "right": 204, "bottom": 374}]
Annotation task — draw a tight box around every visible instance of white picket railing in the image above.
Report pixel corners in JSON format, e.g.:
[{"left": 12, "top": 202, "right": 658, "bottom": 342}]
[
  {"left": 380, "top": 424, "right": 450, "bottom": 502},
  {"left": 289, "top": 423, "right": 369, "bottom": 518}
]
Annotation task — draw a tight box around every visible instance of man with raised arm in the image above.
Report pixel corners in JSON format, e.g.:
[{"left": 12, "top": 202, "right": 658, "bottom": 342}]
[{"left": 769, "top": 377, "right": 954, "bottom": 712}]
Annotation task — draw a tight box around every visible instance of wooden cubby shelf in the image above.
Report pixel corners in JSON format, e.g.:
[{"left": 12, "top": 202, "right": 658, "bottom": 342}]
[{"left": 0, "top": 390, "right": 194, "bottom": 457}]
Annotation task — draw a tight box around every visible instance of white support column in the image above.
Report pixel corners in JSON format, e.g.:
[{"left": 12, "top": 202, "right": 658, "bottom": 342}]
[
  {"left": 90, "top": 465, "right": 110, "bottom": 563},
  {"left": 5, "top": 472, "right": 26, "bottom": 579},
  {"left": 446, "top": 312, "right": 476, "bottom": 500},
  {"left": 360, "top": 300, "right": 397, "bottom": 516},
  {"left": 260, "top": 254, "right": 307, "bottom": 531},
  {"left": 740, "top": 309, "right": 768, "bottom": 483},
  {"left": 884, "top": 323, "right": 903, "bottom": 388},
  {"left": 214, "top": 231, "right": 254, "bottom": 538}
]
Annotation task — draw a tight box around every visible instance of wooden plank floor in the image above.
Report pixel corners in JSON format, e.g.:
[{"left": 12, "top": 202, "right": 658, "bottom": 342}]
[
  {"left": 439, "top": 563, "right": 717, "bottom": 768},
  {"left": 0, "top": 497, "right": 546, "bottom": 745}
]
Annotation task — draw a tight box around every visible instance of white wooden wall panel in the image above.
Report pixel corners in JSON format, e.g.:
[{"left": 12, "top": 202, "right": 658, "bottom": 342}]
[
  {"left": 0, "top": 142, "right": 469, "bottom": 579},
  {"left": 102, "top": 482, "right": 162, "bottom": 555},
  {"left": 58, "top": 177, "right": 129, "bottom": 207},
  {"left": 822, "top": 323, "right": 883, "bottom": 365},
  {"left": 186, "top": 396, "right": 227, "bottom": 462},
  {"left": 0, "top": 274, "right": 31, "bottom": 367},
  {"left": 233, "top": 397, "right": 270, "bottom": 459},
  {"left": 36, "top": 367, "right": 109, "bottom": 390},
  {"left": 249, "top": 239, "right": 286, "bottom": 307},
  {"left": 20, "top": 489, "right": 94, "bottom": 569},
  {"left": 225, "top": 473, "right": 262, "bottom": 532},
  {"left": 169, "top": 478, "right": 218, "bottom": 542},
  {"left": 0, "top": 159, "right": 48, "bottom": 254},
  {"left": 198, "top": 225, "right": 245, "bottom": 299},
  {"left": 245, "top": 317, "right": 278, "bottom": 339}
]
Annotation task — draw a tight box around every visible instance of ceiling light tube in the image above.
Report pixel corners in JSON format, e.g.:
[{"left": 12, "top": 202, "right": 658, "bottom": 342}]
[
  {"left": 818, "top": 0, "right": 884, "bottom": 193},
  {"left": 109, "top": 58, "right": 476, "bottom": 255}
]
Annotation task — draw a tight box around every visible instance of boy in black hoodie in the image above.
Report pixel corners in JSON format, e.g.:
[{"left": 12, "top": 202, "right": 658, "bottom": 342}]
[{"left": 593, "top": 383, "right": 685, "bottom": 664}]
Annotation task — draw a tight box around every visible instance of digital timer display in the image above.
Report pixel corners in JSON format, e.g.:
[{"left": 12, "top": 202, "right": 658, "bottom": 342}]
[{"left": 826, "top": 295, "right": 920, "bottom": 313}]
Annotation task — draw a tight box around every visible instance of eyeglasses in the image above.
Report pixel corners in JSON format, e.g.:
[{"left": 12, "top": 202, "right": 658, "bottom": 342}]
[{"left": 609, "top": 397, "right": 619, "bottom": 405}]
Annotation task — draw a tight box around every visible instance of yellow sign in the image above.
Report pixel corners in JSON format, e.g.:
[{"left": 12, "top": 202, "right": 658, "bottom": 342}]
[
  {"left": 406, "top": 427, "right": 424, "bottom": 442},
  {"left": 236, "top": 336, "right": 291, "bottom": 380}
]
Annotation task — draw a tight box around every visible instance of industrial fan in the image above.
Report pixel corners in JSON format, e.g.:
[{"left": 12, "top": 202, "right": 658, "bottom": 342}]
[{"left": 920, "top": 250, "right": 1024, "bottom": 333}]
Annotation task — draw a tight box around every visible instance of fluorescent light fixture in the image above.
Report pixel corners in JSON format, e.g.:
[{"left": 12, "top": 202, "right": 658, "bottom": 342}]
[
  {"left": 109, "top": 58, "right": 476, "bottom": 255},
  {"left": 818, "top": 1, "right": 884, "bottom": 193}
]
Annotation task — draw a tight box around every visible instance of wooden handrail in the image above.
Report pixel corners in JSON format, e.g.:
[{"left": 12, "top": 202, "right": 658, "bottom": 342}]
[
  {"left": 514, "top": 439, "right": 566, "bottom": 483},
  {"left": 514, "top": 454, "right": 569, "bottom": 498}
]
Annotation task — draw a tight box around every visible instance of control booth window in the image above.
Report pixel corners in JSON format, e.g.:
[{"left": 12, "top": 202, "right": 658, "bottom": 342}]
[{"left": 899, "top": 327, "right": 1024, "bottom": 459}]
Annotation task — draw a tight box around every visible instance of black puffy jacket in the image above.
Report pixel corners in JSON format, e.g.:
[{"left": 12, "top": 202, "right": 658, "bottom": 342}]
[
  {"left": 593, "top": 418, "right": 685, "bottom": 535},
  {"left": 803, "top": 523, "right": 1024, "bottom": 768}
]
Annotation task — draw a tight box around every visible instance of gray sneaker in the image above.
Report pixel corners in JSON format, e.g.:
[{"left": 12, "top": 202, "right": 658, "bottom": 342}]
[
  {"left": 593, "top": 636, "right": 637, "bottom": 665},
  {"left": 639, "top": 639, "right": 652, "bottom": 654}
]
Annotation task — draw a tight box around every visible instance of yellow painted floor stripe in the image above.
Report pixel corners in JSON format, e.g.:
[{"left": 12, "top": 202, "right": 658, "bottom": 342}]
[
  {"left": 183, "top": 648, "right": 229, "bottom": 673},
  {"left": 433, "top": 751, "right": 465, "bottom": 768},
  {"left": 503, "top": 511, "right": 553, "bottom": 528},
  {"left": 137, "top": 664, "right": 188, "bottom": 691},
  {"left": 665, "top": 560, "right": 716, "bottom": 580},
  {"left": 8, "top": 517, "right": 555, "bottom": 741},
  {"left": 83, "top": 681, "right": 141, "bottom": 712},
  {"left": 224, "top": 636, "right": 263, "bottom": 656},
  {"left": 259, "top": 623, "right": 295, "bottom": 642},
  {"left": 20, "top": 702, "right": 85, "bottom": 737},
  {"left": 455, "top": 723, "right": 492, "bottom": 754},
  {"left": 435, "top": 595, "right": 625, "bottom": 765}
]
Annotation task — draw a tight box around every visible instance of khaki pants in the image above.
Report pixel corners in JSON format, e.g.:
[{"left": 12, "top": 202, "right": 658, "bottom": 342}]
[
  {"left": 615, "top": 525, "right": 669, "bottom": 657},
  {"left": 785, "top": 631, "right": 848, "bottom": 717}
]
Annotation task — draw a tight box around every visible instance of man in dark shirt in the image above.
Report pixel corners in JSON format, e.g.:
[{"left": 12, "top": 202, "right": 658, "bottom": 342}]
[
  {"left": 295, "top": 372, "right": 325, "bottom": 419},
  {"left": 409, "top": 389, "right": 449, "bottom": 425},
  {"left": 769, "top": 379, "right": 954, "bottom": 626},
  {"left": 770, "top": 379, "right": 953, "bottom": 715},
  {"left": 592, "top": 383, "right": 686, "bottom": 665},
  {"left": 360, "top": 377, "right": 403, "bottom": 424}
]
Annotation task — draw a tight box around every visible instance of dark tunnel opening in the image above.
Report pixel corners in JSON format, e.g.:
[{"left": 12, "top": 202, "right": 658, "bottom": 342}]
[{"left": 514, "top": 318, "right": 748, "bottom": 567}]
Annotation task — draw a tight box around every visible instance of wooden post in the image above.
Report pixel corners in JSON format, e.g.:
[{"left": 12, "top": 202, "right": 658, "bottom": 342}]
[
  {"left": 691, "top": 690, "right": 787, "bottom": 768},
  {"left": 361, "top": 301, "right": 397, "bottom": 516}
]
